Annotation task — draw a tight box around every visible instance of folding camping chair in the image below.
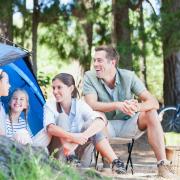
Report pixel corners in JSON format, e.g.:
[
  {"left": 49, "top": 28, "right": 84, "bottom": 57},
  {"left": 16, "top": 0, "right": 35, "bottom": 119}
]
[
  {"left": 94, "top": 131, "right": 145, "bottom": 174},
  {"left": 94, "top": 109, "right": 166, "bottom": 174}
]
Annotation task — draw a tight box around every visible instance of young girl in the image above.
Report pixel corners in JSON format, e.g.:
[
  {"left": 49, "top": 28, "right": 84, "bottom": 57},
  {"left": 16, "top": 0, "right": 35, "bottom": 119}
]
[
  {"left": 0, "top": 69, "right": 10, "bottom": 135},
  {"left": 44, "top": 73, "right": 126, "bottom": 174},
  {"left": 6, "top": 89, "right": 32, "bottom": 144}
]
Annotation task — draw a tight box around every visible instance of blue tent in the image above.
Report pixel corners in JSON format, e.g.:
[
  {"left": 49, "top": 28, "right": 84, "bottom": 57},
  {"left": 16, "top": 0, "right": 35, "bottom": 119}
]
[{"left": 0, "top": 43, "right": 45, "bottom": 135}]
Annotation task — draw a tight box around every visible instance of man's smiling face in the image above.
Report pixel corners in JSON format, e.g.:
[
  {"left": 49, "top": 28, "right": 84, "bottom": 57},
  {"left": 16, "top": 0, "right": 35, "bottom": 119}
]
[{"left": 93, "top": 50, "right": 115, "bottom": 79}]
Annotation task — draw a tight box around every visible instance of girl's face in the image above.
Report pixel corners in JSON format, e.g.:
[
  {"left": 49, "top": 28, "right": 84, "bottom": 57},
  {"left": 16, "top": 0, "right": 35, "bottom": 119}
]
[
  {"left": 52, "top": 79, "right": 73, "bottom": 103},
  {"left": 0, "top": 72, "right": 10, "bottom": 96},
  {"left": 10, "top": 91, "right": 28, "bottom": 113}
]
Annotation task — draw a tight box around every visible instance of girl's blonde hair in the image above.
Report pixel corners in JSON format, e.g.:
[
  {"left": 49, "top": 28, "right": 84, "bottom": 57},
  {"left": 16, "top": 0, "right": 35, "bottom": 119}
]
[{"left": 8, "top": 89, "right": 29, "bottom": 131}]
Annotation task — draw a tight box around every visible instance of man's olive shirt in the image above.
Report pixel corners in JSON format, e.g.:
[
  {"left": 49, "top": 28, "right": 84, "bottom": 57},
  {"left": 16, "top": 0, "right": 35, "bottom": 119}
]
[{"left": 83, "top": 68, "right": 146, "bottom": 120}]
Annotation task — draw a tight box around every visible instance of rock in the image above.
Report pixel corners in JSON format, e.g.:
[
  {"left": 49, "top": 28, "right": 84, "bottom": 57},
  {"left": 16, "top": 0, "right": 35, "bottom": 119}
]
[
  {"left": 0, "top": 136, "right": 106, "bottom": 179},
  {"left": 0, "top": 136, "right": 49, "bottom": 178}
]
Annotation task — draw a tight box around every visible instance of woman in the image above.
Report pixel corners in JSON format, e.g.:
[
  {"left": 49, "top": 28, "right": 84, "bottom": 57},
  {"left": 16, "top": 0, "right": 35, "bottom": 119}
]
[
  {"left": 44, "top": 73, "right": 126, "bottom": 174},
  {"left": 0, "top": 69, "right": 10, "bottom": 135}
]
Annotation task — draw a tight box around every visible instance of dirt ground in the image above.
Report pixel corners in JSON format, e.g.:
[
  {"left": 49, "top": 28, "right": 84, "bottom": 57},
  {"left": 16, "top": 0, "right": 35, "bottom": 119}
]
[{"left": 96, "top": 134, "right": 162, "bottom": 180}]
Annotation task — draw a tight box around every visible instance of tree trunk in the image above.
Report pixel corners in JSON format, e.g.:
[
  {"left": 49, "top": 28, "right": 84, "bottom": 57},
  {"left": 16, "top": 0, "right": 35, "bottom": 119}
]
[
  {"left": 32, "top": 0, "right": 39, "bottom": 75},
  {"left": 162, "top": 0, "right": 180, "bottom": 105},
  {"left": 0, "top": 0, "right": 13, "bottom": 41},
  {"left": 83, "top": 22, "right": 93, "bottom": 71},
  {"left": 20, "top": 0, "right": 27, "bottom": 47},
  {"left": 7, "top": 1, "right": 13, "bottom": 41},
  {"left": 163, "top": 53, "right": 180, "bottom": 105},
  {"left": 112, "top": 0, "right": 132, "bottom": 70}
]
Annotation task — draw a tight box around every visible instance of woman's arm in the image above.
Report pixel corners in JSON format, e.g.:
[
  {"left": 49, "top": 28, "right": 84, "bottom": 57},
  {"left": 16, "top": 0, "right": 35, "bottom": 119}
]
[
  {"left": 82, "top": 117, "right": 106, "bottom": 138},
  {"left": 79, "top": 100, "right": 107, "bottom": 138},
  {"left": 47, "top": 124, "right": 87, "bottom": 145},
  {"left": 47, "top": 124, "right": 74, "bottom": 140}
]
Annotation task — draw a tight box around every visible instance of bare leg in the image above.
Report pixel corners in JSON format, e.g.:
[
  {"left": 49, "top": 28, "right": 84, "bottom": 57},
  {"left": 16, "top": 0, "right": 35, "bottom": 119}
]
[
  {"left": 60, "top": 138, "right": 78, "bottom": 156},
  {"left": 63, "top": 142, "right": 78, "bottom": 156},
  {"left": 138, "top": 109, "right": 166, "bottom": 161},
  {"left": 95, "top": 138, "right": 117, "bottom": 163},
  {"left": 55, "top": 117, "right": 106, "bottom": 156}
]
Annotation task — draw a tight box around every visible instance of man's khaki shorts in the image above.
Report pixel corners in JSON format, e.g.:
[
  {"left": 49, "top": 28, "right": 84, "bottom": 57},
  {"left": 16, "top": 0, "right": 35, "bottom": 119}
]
[{"left": 107, "top": 112, "right": 143, "bottom": 138}]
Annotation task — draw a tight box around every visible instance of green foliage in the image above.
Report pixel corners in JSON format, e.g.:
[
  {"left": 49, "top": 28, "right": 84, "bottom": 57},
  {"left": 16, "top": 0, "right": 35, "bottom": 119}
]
[
  {"left": 146, "top": 14, "right": 162, "bottom": 57},
  {"left": 39, "top": 16, "right": 87, "bottom": 64},
  {"left": 0, "top": 0, "right": 13, "bottom": 20},
  {"left": 10, "top": 152, "right": 41, "bottom": 179},
  {"left": 146, "top": 48, "right": 163, "bottom": 102},
  {"left": 38, "top": 71, "right": 51, "bottom": 87},
  {"left": 0, "top": 171, "right": 6, "bottom": 180},
  {"left": 129, "top": 8, "right": 162, "bottom": 67},
  {"left": 93, "top": 0, "right": 112, "bottom": 45},
  {"left": 129, "top": 3, "right": 163, "bottom": 100},
  {"left": 37, "top": 71, "right": 51, "bottom": 99},
  {"left": 10, "top": 0, "right": 165, "bottom": 101},
  {"left": 12, "top": 0, "right": 32, "bottom": 48},
  {"left": 8, "top": 151, "right": 80, "bottom": 180},
  {"left": 38, "top": 0, "right": 112, "bottom": 71},
  {"left": 129, "top": 9, "right": 145, "bottom": 71},
  {"left": 0, "top": 147, "right": 107, "bottom": 180},
  {"left": 40, "top": 0, "right": 61, "bottom": 23}
]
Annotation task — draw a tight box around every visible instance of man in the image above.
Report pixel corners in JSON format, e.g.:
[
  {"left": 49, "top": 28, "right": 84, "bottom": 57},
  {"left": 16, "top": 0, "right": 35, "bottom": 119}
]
[{"left": 83, "top": 45, "right": 176, "bottom": 178}]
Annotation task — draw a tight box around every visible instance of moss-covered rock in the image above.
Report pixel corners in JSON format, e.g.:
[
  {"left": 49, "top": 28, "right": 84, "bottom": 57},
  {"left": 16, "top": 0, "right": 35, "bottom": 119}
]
[{"left": 0, "top": 136, "right": 110, "bottom": 180}]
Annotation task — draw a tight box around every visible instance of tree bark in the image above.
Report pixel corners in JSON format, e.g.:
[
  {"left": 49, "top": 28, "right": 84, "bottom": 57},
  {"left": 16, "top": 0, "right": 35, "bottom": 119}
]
[
  {"left": 7, "top": 1, "right": 13, "bottom": 41},
  {"left": 163, "top": 53, "right": 180, "bottom": 105},
  {"left": 112, "top": 0, "right": 132, "bottom": 70},
  {"left": 83, "top": 22, "right": 93, "bottom": 71},
  {"left": 32, "top": 0, "right": 39, "bottom": 75},
  {"left": 162, "top": 0, "right": 180, "bottom": 105}
]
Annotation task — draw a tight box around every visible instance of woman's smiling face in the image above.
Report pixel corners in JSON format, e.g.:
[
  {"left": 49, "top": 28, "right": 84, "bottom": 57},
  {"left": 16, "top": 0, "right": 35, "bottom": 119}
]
[{"left": 52, "top": 79, "right": 73, "bottom": 103}]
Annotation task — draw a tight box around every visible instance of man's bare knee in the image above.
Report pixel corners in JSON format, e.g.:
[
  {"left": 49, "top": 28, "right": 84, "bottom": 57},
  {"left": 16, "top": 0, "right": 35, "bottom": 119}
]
[
  {"left": 138, "top": 109, "right": 159, "bottom": 130},
  {"left": 146, "top": 109, "right": 159, "bottom": 123}
]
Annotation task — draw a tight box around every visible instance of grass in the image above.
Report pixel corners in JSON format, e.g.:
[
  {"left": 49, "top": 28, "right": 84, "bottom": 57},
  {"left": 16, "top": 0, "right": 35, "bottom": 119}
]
[
  {"left": 0, "top": 147, "right": 110, "bottom": 180},
  {"left": 8, "top": 154, "right": 81, "bottom": 180}
]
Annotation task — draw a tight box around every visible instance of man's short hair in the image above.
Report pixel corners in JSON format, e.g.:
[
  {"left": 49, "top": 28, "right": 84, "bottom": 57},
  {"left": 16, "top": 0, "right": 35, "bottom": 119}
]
[{"left": 95, "top": 45, "right": 120, "bottom": 65}]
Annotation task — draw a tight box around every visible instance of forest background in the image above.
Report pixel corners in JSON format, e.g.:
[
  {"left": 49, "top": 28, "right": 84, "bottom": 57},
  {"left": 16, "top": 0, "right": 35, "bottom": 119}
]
[{"left": 0, "top": 0, "right": 180, "bottom": 107}]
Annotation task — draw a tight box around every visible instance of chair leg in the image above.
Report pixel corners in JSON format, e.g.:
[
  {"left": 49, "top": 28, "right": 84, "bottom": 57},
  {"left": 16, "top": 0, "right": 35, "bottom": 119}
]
[
  {"left": 125, "top": 139, "right": 135, "bottom": 174},
  {"left": 94, "top": 149, "right": 99, "bottom": 169}
]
